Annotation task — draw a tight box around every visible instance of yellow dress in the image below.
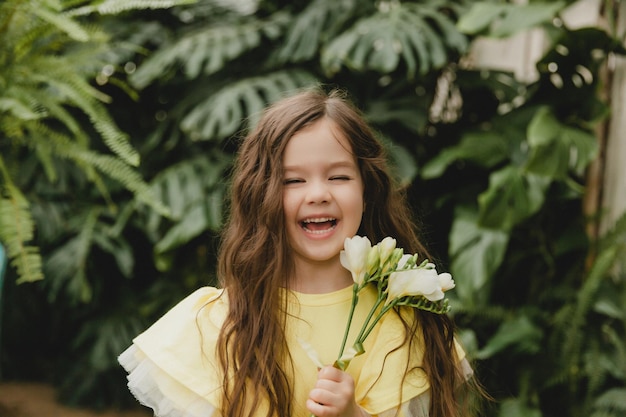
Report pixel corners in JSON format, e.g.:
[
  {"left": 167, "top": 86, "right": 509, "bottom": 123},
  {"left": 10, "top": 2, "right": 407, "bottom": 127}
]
[{"left": 119, "top": 285, "right": 470, "bottom": 417}]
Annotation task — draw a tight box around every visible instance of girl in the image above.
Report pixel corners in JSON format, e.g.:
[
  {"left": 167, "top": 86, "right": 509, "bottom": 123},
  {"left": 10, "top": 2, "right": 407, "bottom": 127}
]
[{"left": 119, "top": 88, "right": 476, "bottom": 417}]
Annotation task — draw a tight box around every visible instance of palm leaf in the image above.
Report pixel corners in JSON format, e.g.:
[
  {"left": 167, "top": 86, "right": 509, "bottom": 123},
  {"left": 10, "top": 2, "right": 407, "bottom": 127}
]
[
  {"left": 44, "top": 207, "right": 100, "bottom": 303},
  {"left": 130, "top": 12, "right": 290, "bottom": 88},
  {"left": 448, "top": 205, "right": 510, "bottom": 308},
  {"left": 457, "top": 1, "right": 567, "bottom": 38},
  {"left": 321, "top": 2, "right": 468, "bottom": 78},
  {"left": 525, "top": 107, "right": 599, "bottom": 180},
  {"left": 474, "top": 314, "right": 543, "bottom": 360},
  {"left": 146, "top": 153, "right": 231, "bottom": 253},
  {"left": 180, "top": 69, "right": 318, "bottom": 141},
  {"left": 273, "top": 0, "right": 358, "bottom": 64}
]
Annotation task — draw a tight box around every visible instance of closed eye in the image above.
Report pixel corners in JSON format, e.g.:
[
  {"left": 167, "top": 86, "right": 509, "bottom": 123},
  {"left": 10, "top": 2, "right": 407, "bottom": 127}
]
[
  {"left": 330, "top": 175, "right": 351, "bottom": 181},
  {"left": 283, "top": 178, "right": 304, "bottom": 185}
]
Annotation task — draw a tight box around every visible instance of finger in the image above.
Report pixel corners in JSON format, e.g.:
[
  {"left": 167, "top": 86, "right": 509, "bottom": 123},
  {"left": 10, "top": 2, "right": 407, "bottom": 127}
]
[
  {"left": 309, "top": 382, "right": 354, "bottom": 409},
  {"left": 309, "top": 387, "right": 337, "bottom": 406},
  {"left": 318, "top": 365, "right": 346, "bottom": 382},
  {"left": 306, "top": 398, "right": 333, "bottom": 417}
]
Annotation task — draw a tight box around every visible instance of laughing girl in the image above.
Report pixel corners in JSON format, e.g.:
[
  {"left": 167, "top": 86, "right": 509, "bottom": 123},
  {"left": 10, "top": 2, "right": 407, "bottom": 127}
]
[{"left": 119, "top": 88, "right": 480, "bottom": 417}]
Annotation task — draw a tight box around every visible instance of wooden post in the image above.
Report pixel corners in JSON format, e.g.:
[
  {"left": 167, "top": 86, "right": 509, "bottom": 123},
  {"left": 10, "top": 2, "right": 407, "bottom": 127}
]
[{"left": 600, "top": 1, "right": 626, "bottom": 236}]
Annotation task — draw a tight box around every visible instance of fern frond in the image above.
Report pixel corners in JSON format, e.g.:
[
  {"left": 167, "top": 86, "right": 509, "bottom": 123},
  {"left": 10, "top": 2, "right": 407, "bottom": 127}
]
[
  {"left": 585, "top": 338, "right": 611, "bottom": 394},
  {"left": 7, "top": 43, "right": 141, "bottom": 167},
  {"left": 564, "top": 245, "right": 618, "bottom": 352},
  {"left": 0, "top": 156, "right": 44, "bottom": 283},
  {"left": 26, "top": 87, "right": 84, "bottom": 137},
  {"left": 592, "top": 388, "right": 626, "bottom": 415},
  {"left": 180, "top": 69, "right": 318, "bottom": 141},
  {"left": 33, "top": 74, "right": 138, "bottom": 167},
  {"left": 26, "top": 122, "right": 169, "bottom": 217},
  {"left": 603, "top": 326, "right": 626, "bottom": 378},
  {"left": 34, "top": 146, "right": 58, "bottom": 182},
  {"left": 30, "top": 4, "right": 90, "bottom": 41},
  {"left": 4, "top": 3, "right": 140, "bottom": 167},
  {"left": 69, "top": 0, "right": 197, "bottom": 16},
  {"left": 321, "top": 2, "right": 468, "bottom": 78},
  {"left": 0, "top": 97, "right": 42, "bottom": 121},
  {"left": 130, "top": 12, "right": 290, "bottom": 88}
]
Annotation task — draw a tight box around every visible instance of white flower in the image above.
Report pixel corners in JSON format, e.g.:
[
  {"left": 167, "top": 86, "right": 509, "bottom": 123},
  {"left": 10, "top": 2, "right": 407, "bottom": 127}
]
[
  {"left": 302, "top": 235, "right": 455, "bottom": 375},
  {"left": 396, "top": 254, "right": 413, "bottom": 270},
  {"left": 340, "top": 236, "right": 372, "bottom": 285},
  {"left": 298, "top": 337, "right": 324, "bottom": 369},
  {"left": 387, "top": 267, "right": 445, "bottom": 303},
  {"left": 438, "top": 272, "right": 455, "bottom": 292},
  {"left": 377, "top": 237, "right": 397, "bottom": 267}
]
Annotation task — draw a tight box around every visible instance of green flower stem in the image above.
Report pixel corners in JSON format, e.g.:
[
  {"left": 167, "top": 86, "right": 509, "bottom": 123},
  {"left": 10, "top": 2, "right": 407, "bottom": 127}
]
[
  {"left": 358, "top": 300, "right": 398, "bottom": 343},
  {"left": 337, "top": 282, "right": 360, "bottom": 361},
  {"left": 350, "top": 291, "right": 387, "bottom": 352}
]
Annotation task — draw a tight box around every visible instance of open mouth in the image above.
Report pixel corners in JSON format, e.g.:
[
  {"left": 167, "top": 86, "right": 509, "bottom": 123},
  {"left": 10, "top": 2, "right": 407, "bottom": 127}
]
[{"left": 300, "top": 217, "right": 337, "bottom": 234}]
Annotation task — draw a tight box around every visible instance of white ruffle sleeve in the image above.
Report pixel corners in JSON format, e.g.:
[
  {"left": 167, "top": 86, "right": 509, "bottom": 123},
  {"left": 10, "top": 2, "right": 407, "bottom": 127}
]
[
  {"left": 119, "top": 344, "right": 218, "bottom": 417},
  {"left": 118, "top": 287, "right": 226, "bottom": 417},
  {"left": 377, "top": 357, "right": 473, "bottom": 417}
]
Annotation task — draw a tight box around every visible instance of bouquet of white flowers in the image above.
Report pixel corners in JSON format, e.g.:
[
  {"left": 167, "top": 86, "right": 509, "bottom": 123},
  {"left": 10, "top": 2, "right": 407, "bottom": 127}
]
[{"left": 301, "top": 235, "right": 455, "bottom": 371}]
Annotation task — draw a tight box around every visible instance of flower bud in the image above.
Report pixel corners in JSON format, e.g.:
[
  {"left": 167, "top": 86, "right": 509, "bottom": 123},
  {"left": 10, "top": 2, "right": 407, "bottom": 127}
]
[
  {"left": 377, "top": 237, "right": 397, "bottom": 267},
  {"left": 382, "top": 247, "right": 404, "bottom": 274},
  {"left": 366, "top": 245, "right": 380, "bottom": 277},
  {"left": 397, "top": 254, "right": 413, "bottom": 270}
]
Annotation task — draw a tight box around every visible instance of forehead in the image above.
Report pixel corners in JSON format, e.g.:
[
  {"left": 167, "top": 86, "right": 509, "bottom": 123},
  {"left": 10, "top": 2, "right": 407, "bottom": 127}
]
[{"left": 282, "top": 118, "right": 355, "bottom": 165}]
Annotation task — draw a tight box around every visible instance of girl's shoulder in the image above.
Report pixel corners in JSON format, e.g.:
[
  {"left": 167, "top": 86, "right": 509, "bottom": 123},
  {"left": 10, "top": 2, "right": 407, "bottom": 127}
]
[
  {"left": 134, "top": 285, "right": 228, "bottom": 354},
  {"left": 119, "top": 286, "right": 228, "bottom": 417}
]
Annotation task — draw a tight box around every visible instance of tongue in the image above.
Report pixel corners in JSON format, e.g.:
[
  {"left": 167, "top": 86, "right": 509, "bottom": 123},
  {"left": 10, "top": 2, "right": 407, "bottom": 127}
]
[{"left": 306, "top": 221, "right": 333, "bottom": 231}]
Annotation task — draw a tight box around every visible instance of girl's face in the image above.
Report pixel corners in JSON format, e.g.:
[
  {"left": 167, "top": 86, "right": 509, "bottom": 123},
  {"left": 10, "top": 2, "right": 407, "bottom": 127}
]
[{"left": 281, "top": 118, "right": 364, "bottom": 273}]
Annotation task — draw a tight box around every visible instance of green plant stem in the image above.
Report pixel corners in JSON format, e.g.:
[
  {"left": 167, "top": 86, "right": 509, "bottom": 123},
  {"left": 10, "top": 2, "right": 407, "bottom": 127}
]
[
  {"left": 337, "top": 282, "right": 360, "bottom": 360},
  {"left": 350, "top": 291, "right": 387, "bottom": 352},
  {"left": 359, "top": 301, "right": 397, "bottom": 343}
]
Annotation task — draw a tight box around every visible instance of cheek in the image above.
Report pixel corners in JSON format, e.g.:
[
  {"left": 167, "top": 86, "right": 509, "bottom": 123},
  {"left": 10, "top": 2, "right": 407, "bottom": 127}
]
[
  {"left": 282, "top": 192, "right": 298, "bottom": 219},
  {"left": 346, "top": 190, "right": 365, "bottom": 220}
]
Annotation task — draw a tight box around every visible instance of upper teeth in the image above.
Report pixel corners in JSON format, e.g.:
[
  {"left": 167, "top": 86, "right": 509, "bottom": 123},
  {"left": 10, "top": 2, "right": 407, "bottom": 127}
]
[{"left": 303, "top": 217, "right": 335, "bottom": 223}]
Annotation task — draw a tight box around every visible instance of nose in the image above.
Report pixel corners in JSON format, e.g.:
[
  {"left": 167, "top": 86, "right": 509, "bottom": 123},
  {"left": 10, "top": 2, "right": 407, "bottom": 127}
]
[{"left": 306, "top": 180, "right": 331, "bottom": 204}]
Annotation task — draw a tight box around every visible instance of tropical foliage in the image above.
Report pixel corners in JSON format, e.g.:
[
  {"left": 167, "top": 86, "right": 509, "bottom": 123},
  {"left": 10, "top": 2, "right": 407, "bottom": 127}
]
[{"left": 1, "top": 0, "right": 625, "bottom": 415}]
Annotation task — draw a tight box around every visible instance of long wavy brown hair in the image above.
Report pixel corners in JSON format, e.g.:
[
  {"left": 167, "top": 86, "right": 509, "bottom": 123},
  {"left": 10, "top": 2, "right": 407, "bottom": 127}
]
[{"left": 216, "top": 87, "right": 473, "bottom": 417}]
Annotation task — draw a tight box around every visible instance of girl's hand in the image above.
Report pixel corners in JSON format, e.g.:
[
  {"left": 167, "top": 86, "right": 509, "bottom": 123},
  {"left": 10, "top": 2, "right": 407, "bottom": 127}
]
[{"left": 306, "top": 366, "right": 369, "bottom": 417}]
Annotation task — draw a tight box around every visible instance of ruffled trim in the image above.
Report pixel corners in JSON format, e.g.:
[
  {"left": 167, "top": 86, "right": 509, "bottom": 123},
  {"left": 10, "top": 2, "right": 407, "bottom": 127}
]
[
  {"left": 376, "top": 358, "right": 473, "bottom": 417},
  {"left": 119, "top": 344, "right": 219, "bottom": 417}
]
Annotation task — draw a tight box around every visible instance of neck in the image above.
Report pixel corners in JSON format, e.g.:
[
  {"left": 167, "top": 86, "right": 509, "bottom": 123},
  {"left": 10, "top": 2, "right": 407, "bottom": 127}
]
[{"left": 289, "top": 259, "right": 353, "bottom": 294}]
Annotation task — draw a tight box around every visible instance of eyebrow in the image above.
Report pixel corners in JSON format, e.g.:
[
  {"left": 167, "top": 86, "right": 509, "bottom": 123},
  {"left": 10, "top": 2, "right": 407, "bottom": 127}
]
[{"left": 283, "top": 160, "right": 358, "bottom": 172}]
